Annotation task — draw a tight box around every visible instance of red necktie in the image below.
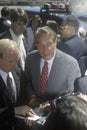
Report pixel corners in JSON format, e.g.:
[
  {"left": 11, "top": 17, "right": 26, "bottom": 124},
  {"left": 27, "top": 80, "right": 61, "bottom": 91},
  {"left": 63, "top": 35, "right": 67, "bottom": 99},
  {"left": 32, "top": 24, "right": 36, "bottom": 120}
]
[{"left": 40, "top": 61, "right": 48, "bottom": 96}]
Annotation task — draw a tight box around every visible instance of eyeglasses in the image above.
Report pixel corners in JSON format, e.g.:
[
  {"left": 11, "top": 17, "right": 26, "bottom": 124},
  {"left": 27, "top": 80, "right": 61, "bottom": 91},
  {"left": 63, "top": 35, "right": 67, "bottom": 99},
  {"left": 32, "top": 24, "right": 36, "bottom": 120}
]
[
  {"left": 51, "top": 92, "right": 83, "bottom": 109},
  {"left": 60, "top": 26, "right": 70, "bottom": 30}
]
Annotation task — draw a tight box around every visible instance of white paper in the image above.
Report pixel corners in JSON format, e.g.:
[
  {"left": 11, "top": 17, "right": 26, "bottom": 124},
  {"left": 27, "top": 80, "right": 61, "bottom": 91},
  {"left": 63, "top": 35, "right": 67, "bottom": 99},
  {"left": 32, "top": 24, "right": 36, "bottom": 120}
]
[
  {"left": 15, "top": 114, "right": 41, "bottom": 121},
  {"left": 27, "top": 115, "right": 41, "bottom": 121}
]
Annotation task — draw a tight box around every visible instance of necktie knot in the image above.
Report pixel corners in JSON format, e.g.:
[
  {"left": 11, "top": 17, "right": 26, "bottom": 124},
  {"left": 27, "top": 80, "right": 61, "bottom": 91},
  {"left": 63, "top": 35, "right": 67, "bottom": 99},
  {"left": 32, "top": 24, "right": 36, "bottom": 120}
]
[
  {"left": 42, "top": 61, "right": 48, "bottom": 73},
  {"left": 44, "top": 60, "right": 48, "bottom": 65}
]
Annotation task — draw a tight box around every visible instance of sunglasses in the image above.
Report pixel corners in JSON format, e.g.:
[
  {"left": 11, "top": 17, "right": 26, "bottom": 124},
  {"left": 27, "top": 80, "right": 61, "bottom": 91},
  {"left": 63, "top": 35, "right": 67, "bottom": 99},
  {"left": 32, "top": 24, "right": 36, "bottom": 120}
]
[{"left": 51, "top": 92, "right": 83, "bottom": 109}]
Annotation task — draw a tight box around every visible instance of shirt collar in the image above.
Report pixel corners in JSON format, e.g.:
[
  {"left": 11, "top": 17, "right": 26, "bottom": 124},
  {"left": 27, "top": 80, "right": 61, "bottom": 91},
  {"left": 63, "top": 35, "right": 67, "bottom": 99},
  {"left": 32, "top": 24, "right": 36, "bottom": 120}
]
[{"left": 9, "top": 28, "right": 24, "bottom": 42}]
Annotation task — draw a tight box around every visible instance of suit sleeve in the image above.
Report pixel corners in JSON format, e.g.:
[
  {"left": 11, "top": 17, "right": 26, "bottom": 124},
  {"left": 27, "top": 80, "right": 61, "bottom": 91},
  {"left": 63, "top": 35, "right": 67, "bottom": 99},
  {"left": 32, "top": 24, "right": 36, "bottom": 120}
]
[
  {"left": 25, "top": 55, "right": 35, "bottom": 100},
  {"left": 67, "top": 59, "right": 81, "bottom": 92}
]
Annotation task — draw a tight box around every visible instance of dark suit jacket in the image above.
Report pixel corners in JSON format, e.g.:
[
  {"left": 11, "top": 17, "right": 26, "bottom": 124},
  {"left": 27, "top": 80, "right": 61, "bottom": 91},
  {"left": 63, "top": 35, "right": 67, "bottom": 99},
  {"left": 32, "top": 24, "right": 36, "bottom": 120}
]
[
  {"left": 58, "top": 35, "right": 87, "bottom": 61},
  {"left": 74, "top": 76, "right": 87, "bottom": 94},
  {"left": 25, "top": 49, "right": 81, "bottom": 102},
  {"left": 78, "top": 56, "right": 87, "bottom": 76},
  {"left": 0, "top": 67, "right": 26, "bottom": 130},
  {"left": 0, "top": 75, "right": 15, "bottom": 130},
  {"left": 0, "top": 17, "right": 11, "bottom": 35},
  {"left": 12, "top": 67, "right": 26, "bottom": 106}
]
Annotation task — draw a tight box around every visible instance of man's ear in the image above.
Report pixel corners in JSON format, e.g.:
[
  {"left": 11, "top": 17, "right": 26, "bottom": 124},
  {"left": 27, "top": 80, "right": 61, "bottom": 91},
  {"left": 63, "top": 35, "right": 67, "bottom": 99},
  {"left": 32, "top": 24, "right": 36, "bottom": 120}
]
[{"left": 70, "top": 27, "right": 75, "bottom": 33}]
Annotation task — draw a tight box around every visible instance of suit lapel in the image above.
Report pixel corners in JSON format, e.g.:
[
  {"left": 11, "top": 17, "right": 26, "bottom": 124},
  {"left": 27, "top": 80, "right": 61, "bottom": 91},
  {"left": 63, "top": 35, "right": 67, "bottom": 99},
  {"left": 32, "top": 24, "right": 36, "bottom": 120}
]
[
  {"left": 12, "top": 69, "right": 20, "bottom": 101},
  {"left": 32, "top": 53, "right": 41, "bottom": 94},
  {"left": 0, "top": 75, "right": 13, "bottom": 101},
  {"left": 47, "top": 49, "right": 61, "bottom": 88}
]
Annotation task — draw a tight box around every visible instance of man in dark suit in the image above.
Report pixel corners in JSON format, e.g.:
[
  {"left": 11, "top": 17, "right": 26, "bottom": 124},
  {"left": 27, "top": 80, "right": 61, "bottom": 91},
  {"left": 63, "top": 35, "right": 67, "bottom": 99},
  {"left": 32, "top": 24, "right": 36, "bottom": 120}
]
[
  {"left": 0, "top": 39, "right": 36, "bottom": 130},
  {"left": 25, "top": 26, "right": 81, "bottom": 114},
  {"left": 58, "top": 15, "right": 87, "bottom": 61},
  {"left": 0, "top": 8, "right": 29, "bottom": 71},
  {"left": 58, "top": 16, "right": 87, "bottom": 76}
]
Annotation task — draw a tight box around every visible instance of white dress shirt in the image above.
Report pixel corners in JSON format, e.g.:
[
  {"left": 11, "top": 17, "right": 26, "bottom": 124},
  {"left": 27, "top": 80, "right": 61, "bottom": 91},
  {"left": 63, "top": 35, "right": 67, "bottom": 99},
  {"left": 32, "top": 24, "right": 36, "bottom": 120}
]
[
  {"left": 85, "top": 70, "right": 87, "bottom": 75},
  {"left": 9, "top": 28, "right": 26, "bottom": 70},
  {"left": 40, "top": 51, "right": 56, "bottom": 78}
]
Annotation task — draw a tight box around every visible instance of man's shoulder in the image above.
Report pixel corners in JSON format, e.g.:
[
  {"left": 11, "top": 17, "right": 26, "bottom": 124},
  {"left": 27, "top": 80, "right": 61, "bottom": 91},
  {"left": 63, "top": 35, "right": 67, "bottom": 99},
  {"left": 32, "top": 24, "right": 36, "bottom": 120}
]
[
  {"left": 56, "top": 49, "right": 78, "bottom": 63},
  {"left": 26, "top": 50, "right": 39, "bottom": 60},
  {"left": 28, "top": 50, "right": 38, "bottom": 55},
  {"left": 65, "top": 35, "right": 84, "bottom": 44}
]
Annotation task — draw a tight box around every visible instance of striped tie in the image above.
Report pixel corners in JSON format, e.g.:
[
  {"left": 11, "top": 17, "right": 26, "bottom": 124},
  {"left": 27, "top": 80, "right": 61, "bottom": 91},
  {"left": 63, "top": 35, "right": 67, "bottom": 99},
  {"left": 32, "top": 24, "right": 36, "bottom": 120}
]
[{"left": 7, "top": 74, "right": 15, "bottom": 102}]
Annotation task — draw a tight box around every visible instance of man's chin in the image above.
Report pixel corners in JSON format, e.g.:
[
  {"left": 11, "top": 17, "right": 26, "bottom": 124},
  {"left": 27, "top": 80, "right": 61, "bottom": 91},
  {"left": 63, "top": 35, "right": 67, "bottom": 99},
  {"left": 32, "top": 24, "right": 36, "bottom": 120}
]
[
  {"left": 43, "top": 56, "right": 51, "bottom": 60},
  {"left": 17, "top": 32, "right": 22, "bottom": 36}
]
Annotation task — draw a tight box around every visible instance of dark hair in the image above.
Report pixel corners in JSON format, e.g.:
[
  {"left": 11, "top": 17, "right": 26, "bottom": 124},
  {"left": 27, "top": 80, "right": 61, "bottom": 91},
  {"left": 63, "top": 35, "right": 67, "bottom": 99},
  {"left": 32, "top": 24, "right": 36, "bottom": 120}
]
[
  {"left": 43, "top": 94, "right": 87, "bottom": 130},
  {"left": 46, "top": 20, "right": 58, "bottom": 33},
  {"left": 29, "top": 15, "right": 42, "bottom": 27},
  {"left": 1, "top": 6, "right": 11, "bottom": 18},
  {"left": 62, "top": 15, "right": 79, "bottom": 33},
  {"left": 10, "top": 8, "right": 29, "bottom": 25}
]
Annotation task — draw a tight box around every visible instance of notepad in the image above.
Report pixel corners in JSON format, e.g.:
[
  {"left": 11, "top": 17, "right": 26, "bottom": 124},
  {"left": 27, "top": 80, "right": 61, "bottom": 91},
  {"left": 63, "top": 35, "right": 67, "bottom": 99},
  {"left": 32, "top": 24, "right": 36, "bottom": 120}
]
[{"left": 15, "top": 114, "right": 41, "bottom": 121}]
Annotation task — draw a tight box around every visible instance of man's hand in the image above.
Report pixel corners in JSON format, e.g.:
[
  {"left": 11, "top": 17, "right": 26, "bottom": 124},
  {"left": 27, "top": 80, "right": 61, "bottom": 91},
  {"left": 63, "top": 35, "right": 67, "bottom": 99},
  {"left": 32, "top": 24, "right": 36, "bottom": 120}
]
[
  {"left": 39, "top": 102, "right": 51, "bottom": 115},
  {"left": 15, "top": 105, "right": 37, "bottom": 127},
  {"left": 28, "top": 97, "right": 40, "bottom": 108},
  {"left": 15, "top": 105, "right": 36, "bottom": 117}
]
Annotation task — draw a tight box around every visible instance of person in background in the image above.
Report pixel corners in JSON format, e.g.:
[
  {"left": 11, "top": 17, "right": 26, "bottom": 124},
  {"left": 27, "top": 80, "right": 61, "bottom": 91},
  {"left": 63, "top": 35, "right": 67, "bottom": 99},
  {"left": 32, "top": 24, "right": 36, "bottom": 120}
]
[
  {"left": 0, "top": 8, "right": 29, "bottom": 71},
  {"left": 46, "top": 20, "right": 61, "bottom": 46},
  {"left": 0, "top": 38, "right": 36, "bottom": 130},
  {"left": 43, "top": 93, "right": 87, "bottom": 130},
  {"left": 23, "top": 14, "right": 43, "bottom": 51},
  {"left": 46, "top": 20, "right": 58, "bottom": 34},
  {"left": 58, "top": 15, "right": 87, "bottom": 61},
  {"left": 0, "top": 6, "right": 11, "bottom": 35},
  {"left": 25, "top": 26, "right": 81, "bottom": 115},
  {"left": 58, "top": 15, "right": 87, "bottom": 76}
]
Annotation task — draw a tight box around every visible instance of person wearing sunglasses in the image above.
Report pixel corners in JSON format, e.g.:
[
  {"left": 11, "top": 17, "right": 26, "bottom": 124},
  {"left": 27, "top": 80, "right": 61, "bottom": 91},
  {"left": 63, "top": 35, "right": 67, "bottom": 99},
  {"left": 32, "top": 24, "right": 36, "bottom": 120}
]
[{"left": 43, "top": 93, "right": 87, "bottom": 130}]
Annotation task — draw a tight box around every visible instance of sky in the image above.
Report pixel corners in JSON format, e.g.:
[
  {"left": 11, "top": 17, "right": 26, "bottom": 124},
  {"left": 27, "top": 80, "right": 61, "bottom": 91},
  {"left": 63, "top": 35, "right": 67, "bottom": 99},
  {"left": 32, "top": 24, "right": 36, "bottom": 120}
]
[{"left": 70, "top": 0, "right": 87, "bottom": 14}]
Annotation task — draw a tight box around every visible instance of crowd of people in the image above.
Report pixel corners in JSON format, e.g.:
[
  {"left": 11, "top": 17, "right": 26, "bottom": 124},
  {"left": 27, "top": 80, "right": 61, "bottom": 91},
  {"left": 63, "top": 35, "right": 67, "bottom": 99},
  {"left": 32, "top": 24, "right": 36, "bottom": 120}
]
[{"left": 0, "top": 6, "right": 87, "bottom": 130}]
